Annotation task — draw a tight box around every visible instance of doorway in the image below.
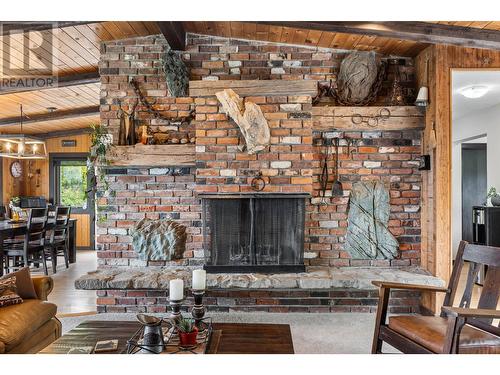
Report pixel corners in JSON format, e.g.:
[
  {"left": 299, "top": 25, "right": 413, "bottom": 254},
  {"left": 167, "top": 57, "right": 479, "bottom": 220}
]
[
  {"left": 461, "top": 143, "right": 487, "bottom": 243},
  {"left": 451, "top": 69, "right": 500, "bottom": 258},
  {"left": 49, "top": 153, "right": 95, "bottom": 250}
]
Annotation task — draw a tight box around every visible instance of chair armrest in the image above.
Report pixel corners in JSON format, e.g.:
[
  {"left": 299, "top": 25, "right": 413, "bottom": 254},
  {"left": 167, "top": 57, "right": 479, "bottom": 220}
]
[
  {"left": 31, "top": 275, "right": 54, "bottom": 301},
  {"left": 442, "top": 306, "right": 500, "bottom": 319},
  {"left": 371, "top": 280, "right": 448, "bottom": 293}
]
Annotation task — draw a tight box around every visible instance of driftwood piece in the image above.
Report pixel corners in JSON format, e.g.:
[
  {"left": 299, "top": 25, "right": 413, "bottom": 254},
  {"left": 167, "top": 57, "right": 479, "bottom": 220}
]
[
  {"left": 336, "top": 51, "right": 381, "bottom": 105},
  {"left": 161, "top": 49, "right": 189, "bottom": 97},
  {"left": 216, "top": 89, "right": 270, "bottom": 154}
]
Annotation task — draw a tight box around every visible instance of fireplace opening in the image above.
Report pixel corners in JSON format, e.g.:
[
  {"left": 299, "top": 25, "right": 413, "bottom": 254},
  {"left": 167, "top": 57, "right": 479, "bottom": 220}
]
[{"left": 200, "top": 193, "right": 307, "bottom": 273}]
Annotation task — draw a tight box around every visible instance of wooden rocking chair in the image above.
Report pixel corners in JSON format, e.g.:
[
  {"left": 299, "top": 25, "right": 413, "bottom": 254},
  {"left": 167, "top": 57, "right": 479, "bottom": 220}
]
[{"left": 371, "top": 241, "right": 500, "bottom": 354}]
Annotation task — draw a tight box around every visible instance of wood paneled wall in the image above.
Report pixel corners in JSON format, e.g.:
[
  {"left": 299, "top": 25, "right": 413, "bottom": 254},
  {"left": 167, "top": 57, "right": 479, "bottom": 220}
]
[
  {"left": 1, "top": 133, "right": 92, "bottom": 248},
  {"left": 24, "top": 133, "right": 91, "bottom": 198},
  {"left": 415, "top": 45, "right": 500, "bottom": 313}
]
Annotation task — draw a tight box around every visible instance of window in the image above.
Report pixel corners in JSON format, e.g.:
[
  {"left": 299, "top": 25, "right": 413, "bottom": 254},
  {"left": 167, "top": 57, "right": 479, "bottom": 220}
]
[{"left": 57, "top": 160, "right": 88, "bottom": 209}]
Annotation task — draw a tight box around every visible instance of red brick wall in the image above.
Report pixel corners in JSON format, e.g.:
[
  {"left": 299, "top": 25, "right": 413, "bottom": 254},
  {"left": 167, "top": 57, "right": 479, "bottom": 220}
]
[
  {"left": 98, "top": 33, "right": 421, "bottom": 268},
  {"left": 305, "top": 130, "right": 421, "bottom": 267},
  {"left": 194, "top": 95, "right": 313, "bottom": 194},
  {"left": 96, "top": 288, "right": 421, "bottom": 314},
  {"left": 183, "top": 34, "right": 416, "bottom": 105}
]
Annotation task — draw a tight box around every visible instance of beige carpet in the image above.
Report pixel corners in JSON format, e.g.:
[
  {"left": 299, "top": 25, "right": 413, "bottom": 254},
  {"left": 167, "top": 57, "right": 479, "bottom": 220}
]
[{"left": 59, "top": 312, "right": 400, "bottom": 354}]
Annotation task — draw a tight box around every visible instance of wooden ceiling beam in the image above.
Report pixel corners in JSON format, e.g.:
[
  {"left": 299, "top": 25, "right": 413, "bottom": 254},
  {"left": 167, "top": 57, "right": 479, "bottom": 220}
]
[
  {"left": 0, "top": 71, "right": 100, "bottom": 96},
  {"left": 255, "top": 21, "right": 500, "bottom": 50},
  {"left": 0, "top": 22, "right": 94, "bottom": 36},
  {"left": 157, "top": 21, "right": 186, "bottom": 50},
  {"left": 0, "top": 106, "right": 99, "bottom": 127},
  {"left": 38, "top": 127, "right": 92, "bottom": 139}
]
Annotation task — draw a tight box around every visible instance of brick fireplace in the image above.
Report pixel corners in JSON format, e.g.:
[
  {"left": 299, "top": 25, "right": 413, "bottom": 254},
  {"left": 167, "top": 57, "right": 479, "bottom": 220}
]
[
  {"left": 201, "top": 193, "right": 307, "bottom": 273},
  {"left": 76, "top": 32, "right": 445, "bottom": 314}
]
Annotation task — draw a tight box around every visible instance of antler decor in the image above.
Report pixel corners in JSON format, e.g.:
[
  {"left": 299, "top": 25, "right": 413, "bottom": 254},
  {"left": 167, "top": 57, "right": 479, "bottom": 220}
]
[{"left": 215, "top": 89, "right": 270, "bottom": 154}]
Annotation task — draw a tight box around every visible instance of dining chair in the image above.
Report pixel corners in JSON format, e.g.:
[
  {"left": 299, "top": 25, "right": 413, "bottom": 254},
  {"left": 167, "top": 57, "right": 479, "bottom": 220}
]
[
  {"left": 371, "top": 241, "right": 500, "bottom": 354},
  {"left": 44, "top": 206, "right": 71, "bottom": 273},
  {"left": 3, "top": 207, "right": 49, "bottom": 275}
]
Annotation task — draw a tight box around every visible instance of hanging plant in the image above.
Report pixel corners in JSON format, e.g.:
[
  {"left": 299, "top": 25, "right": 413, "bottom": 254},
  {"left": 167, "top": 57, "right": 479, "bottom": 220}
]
[{"left": 86, "top": 123, "right": 115, "bottom": 222}]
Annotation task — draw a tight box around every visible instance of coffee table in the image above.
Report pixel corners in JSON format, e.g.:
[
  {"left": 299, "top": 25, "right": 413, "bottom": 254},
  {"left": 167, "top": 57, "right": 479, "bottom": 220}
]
[{"left": 40, "top": 321, "right": 294, "bottom": 354}]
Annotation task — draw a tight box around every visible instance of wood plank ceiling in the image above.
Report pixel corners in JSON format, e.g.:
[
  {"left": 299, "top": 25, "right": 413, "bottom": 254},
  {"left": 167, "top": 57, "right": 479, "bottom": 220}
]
[
  {"left": 182, "top": 21, "right": 429, "bottom": 57},
  {"left": 0, "top": 22, "right": 159, "bottom": 136}
]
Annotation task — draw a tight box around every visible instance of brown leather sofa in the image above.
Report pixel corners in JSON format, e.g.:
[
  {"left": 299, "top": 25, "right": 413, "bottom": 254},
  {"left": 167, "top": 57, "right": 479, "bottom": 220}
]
[{"left": 0, "top": 275, "right": 61, "bottom": 354}]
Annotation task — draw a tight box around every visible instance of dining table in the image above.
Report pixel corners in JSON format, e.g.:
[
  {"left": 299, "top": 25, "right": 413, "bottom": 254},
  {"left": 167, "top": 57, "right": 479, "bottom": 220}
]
[{"left": 0, "top": 218, "right": 77, "bottom": 277}]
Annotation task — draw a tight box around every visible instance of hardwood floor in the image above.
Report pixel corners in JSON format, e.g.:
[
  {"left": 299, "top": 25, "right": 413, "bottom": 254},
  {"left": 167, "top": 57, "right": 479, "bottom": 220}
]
[{"left": 47, "top": 250, "right": 97, "bottom": 317}]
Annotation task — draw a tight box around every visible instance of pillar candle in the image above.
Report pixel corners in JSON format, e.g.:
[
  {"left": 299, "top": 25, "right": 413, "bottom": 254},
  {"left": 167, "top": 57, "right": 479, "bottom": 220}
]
[
  {"left": 169, "top": 279, "right": 184, "bottom": 300},
  {"left": 192, "top": 269, "right": 206, "bottom": 290}
]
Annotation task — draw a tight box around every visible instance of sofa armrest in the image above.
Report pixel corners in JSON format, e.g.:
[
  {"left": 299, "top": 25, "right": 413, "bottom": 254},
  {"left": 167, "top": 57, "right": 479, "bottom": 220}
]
[
  {"left": 32, "top": 276, "right": 54, "bottom": 301},
  {"left": 0, "top": 341, "right": 5, "bottom": 354}
]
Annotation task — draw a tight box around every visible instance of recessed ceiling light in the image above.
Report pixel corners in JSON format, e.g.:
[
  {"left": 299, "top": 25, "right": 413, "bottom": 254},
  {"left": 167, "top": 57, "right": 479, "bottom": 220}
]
[
  {"left": 46, "top": 107, "right": 57, "bottom": 113},
  {"left": 459, "top": 85, "right": 489, "bottom": 99}
]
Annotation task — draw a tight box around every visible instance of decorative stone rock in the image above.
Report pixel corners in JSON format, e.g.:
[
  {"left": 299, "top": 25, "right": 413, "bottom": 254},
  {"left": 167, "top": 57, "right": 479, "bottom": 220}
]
[
  {"left": 345, "top": 181, "right": 399, "bottom": 259},
  {"left": 74, "top": 266, "right": 445, "bottom": 291},
  {"left": 131, "top": 219, "right": 186, "bottom": 261},
  {"left": 336, "top": 51, "right": 380, "bottom": 105},
  {"left": 161, "top": 49, "right": 189, "bottom": 97},
  {"left": 215, "top": 89, "right": 270, "bottom": 154}
]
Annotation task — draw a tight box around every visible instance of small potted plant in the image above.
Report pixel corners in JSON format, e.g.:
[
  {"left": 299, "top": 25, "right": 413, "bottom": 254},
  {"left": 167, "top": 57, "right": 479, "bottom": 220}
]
[
  {"left": 487, "top": 187, "right": 500, "bottom": 207},
  {"left": 176, "top": 318, "right": 198, "bottom": 347}
]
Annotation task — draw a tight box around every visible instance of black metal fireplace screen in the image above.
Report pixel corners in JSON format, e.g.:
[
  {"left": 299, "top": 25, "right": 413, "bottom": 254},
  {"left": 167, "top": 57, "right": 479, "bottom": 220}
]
[{"left": 201, "top": 194, "right": 307, "bottom": 273}]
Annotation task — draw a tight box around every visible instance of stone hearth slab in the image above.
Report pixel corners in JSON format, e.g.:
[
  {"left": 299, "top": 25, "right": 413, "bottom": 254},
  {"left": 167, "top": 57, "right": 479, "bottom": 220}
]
[{"left": 75, "top": 267, "right": 444, "bottom": 290}]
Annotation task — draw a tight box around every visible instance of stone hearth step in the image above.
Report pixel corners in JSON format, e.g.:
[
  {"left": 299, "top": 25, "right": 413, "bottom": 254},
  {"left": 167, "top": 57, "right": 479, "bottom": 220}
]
[{"left": 75, "top": 267, "right": 444, "bottom": 291}]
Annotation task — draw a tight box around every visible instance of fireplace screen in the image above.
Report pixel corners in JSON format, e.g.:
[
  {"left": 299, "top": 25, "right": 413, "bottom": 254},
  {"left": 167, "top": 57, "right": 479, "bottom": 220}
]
[{"left": 201, "top": 194, "right": 306, "bottom": 273}]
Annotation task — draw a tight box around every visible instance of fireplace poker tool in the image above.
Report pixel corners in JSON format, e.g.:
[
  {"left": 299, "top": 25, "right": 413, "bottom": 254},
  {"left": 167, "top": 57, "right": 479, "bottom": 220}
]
[
  {"left": 318, "top": 136, "right": 329, "bottom": 205},
  {"left": 331, "top": 138, "right": 344, "bottom": 197}
]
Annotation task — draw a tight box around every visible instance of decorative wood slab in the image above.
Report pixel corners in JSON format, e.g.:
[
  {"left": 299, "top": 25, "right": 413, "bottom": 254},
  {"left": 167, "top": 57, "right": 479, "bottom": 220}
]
[
  {"left": 189, "top": 79, "right": 318, "bottom": 97},
  {"left": 312, "top": 106, "right": 424, "bottom": 131},
  {"left": 107, "top": 144, "right": 195, "bottom": 167}
]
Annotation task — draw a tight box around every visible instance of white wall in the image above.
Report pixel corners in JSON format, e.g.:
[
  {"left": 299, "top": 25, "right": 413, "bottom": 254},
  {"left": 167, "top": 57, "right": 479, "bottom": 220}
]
[{"left": 452, "top": 103, "right": 500, "bottom": 257}]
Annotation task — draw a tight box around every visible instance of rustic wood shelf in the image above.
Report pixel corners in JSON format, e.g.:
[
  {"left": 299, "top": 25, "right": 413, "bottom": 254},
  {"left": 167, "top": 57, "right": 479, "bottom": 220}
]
[
  {"left": 107, "top": 144, "right": 195, "bottom": 167},
  {"left": 189, "top": 79, "right": 318, "bottom": 97},
  {"left": 312, "top": 105, "right": 424, "bottom": 131}
]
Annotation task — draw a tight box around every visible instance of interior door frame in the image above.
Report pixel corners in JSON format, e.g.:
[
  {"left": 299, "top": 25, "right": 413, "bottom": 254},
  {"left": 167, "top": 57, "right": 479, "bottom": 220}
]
[{"left": 49, "top": 152, "right": 95, "bottom": 250}]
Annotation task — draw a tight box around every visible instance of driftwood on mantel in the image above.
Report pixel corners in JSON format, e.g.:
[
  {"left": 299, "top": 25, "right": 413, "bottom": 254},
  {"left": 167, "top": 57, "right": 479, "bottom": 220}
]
[
  {"left": 312, "top": 106, "right": 424, "bottom": 131},
  {"left": 107, "top": 144, "right": 195, "bottom": 167},
  {"left": 190, "top": 79, "right": 318, "bottom": 97},
  {"left": 216, "top": 89, "right": 270, "bottom": 154}
]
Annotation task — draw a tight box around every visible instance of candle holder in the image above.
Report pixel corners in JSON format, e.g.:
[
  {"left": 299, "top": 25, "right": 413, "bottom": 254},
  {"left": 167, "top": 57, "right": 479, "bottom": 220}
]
[
  {"left": 168, "top": 298, "right": 184, "bottom": 324},
  {"left": 191, "top": 289, "right": 206, "bottom": 328}
]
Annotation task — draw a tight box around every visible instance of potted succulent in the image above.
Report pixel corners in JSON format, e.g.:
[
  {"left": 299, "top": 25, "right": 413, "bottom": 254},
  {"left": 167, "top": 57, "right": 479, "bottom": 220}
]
[
  {"left": 487, "top": 187, "right": 500, "bottom": 207},
  {"left": 176, "top": 318, "right": 198, "bottom": 347}
]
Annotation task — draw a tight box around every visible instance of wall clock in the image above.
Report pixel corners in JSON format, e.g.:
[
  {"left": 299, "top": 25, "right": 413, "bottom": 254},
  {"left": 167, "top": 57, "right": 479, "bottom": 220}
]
[{"left": 10, "top": 161, "right": 23, "bottom": 178}]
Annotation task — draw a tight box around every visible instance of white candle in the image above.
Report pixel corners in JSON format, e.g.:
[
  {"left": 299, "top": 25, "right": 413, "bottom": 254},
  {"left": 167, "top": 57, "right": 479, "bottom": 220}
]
[
  {"left": 169, "top": 279, "right": 184, "bottom": 300},
  {"left": 192, "top": 269, "right": 206, "bottom": 290}
]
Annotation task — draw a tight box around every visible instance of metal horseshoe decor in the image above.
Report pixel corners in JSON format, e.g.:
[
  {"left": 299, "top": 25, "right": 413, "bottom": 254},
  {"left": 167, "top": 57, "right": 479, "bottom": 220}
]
[{"left": 350, "top": 107, "right": 391, "bottom": 128}]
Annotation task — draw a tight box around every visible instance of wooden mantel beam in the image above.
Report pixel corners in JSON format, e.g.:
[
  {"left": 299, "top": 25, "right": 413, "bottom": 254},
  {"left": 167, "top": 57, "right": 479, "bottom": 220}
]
[
  {"left": 0, "top": 71, "right": 100, "bottom": 96},
  {"left": 256, "top": 21, "right": 500, "bottom": 50},
  {"left": 0, "top": 106, "right": 99, "bottom": 127},
  {"left": 157, "top": 21, "right": 186, "bottom": 50}
]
